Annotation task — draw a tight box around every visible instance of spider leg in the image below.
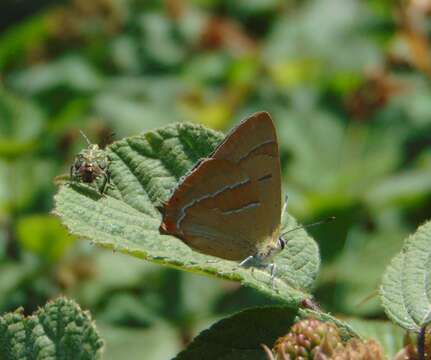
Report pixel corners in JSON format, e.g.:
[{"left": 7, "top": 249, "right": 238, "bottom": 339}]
[{"left": 99, "top": 171, "right": 109, "bottom": 194}]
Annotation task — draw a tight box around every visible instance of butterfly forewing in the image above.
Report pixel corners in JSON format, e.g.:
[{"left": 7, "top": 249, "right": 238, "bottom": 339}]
[
  {"left": 211, "top": 112, "right": 282, "bottom": 245},
  {"left": 160, "top": 112, "right": 282, "bottom": 260}
]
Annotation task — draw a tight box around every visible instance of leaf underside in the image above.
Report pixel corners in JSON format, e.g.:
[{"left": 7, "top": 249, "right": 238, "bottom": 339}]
[
  {"left": 54, "top": 122, "right": 320, "bottom": 306},
  {"left": 175, "top": 306, "right": 298, "bottom": 360},
  {"left": 380, "top": 220, "right": 431, "bottom": 332},
  {"left": 0, "top": 297, "right": 104, "bottom": 360}
]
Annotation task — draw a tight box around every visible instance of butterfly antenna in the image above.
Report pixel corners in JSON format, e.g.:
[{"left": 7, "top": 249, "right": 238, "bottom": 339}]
[
  {"left": 281, "top": 216, "right": 336, "bottom": 237},
  {"left": 79, "top": 130, "right": 92, "bottom": 146},
  {"left": 355, "top": 290, "right": 379, "bottom": 308}
]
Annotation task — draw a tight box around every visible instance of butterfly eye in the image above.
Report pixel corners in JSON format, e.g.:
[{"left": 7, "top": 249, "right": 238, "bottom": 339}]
[{"left": 278, "top": 237, "right": 286, "bottom": 250}]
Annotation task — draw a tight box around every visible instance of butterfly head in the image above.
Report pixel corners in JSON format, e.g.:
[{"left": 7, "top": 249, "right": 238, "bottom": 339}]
[
  {"left": 252, "top": 235, "right": 286, "bottom": 265},
  {"left": 272, "top": 235, "right": 286, "bottom": 257},
  {"left": 278, "top": 236, "right": 286, "bottom": 251}
]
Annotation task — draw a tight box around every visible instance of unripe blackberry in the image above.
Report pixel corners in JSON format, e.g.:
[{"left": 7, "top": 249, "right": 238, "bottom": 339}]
[
  {"left": 330, "top": 339, "right": 386, "bottom": 360},
  {"left": 272, "top": 319, "right": 343, "bottom": 359},
  {"left": 393, "top": 344, "right": 417, "bottom": 360}
]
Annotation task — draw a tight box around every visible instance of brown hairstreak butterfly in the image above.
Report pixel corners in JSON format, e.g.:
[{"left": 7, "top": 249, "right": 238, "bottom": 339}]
[{"left": 159, "top": 112, "right": 287, "bottom": 278}]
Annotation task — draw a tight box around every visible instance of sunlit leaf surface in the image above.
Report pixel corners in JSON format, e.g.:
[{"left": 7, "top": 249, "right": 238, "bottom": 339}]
[
  {"left": 55, "top": 122, "right": 320, "bottom": 306},
  {"left": 0, "top": 297, "right": 104, "bottom": 360}
]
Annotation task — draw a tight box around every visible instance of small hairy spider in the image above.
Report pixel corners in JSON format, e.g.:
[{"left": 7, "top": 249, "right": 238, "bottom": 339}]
[{"left": 70, "top": 131, "right": 111, "bottom": 194}]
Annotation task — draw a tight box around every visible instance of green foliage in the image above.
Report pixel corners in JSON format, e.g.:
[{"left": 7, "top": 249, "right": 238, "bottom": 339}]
[
  {"left": 100, "top": 323, "right": 180, "bottom": 360},
  {"left": 380, "top": 220, "right": 431, "bottom": 332},
  {"left": 16, "top": 215, "right": 75, "bottom": 262},
  {"left": 0, "top": 13, "right": 49, "bottom": 70},
  {"left": 2, "top": 0, "right": 431, "bottom": 356},
  {"left": 11, "top": 56, "right": 103, "bottom": 94},
  {"left": 0, "top": 297, "right": 104, "bottom": 360},
  {"left": 54, "top": 122, "right": 320, "bottom": 307},
  {"left": 327, "top": 227, "right": 406, "bottom": 316},
  {"left": 175, "top": 306, "right": 298, "bottom": 360},
  {"left": 0, "top": 87, "right": 43, "bottom": 159},
  {"left": 280, "top": 112, "right": 403, "bottom": 216},
  {"left": 177, "top": 308, "right": 402, "bottom": 359}
]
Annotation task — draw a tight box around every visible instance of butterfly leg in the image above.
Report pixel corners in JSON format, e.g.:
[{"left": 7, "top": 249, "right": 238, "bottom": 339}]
[
  {"left": 239, "top": 255, "right": 254, "bottom": 267},
  {"left": 240, "top": 256, "right": 260, "bottom": 281},
  {"left": 249, "top": 267, "right": 262, "bottom": 282},
  {"left": 101, "top": 168, "right": 113, "bottom": 195},
  {"left": 240, "top": 256, "right": 272, "bottom": 284},
  {"left": 99, "top": 172, "right": 109, "bottom": 195},
  {"left": 268, "top": 263, "right": 276, "bottom": 288},
  {"left": 247, "top": 264, "right": 277, "bottom": 286}
]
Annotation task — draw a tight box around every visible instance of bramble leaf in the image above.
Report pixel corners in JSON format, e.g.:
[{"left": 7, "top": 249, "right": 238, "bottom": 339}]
[
  {"left": 175, "top": 306, "right": 298, "bottom": 360},
  {"left": 380, "top": 220, "right": 431, "bottom": 332},
  {"left": 54, "top": 122, "right": 320, "bottom": 306},
  {"left": 0, "top": 297, "right": 104, "bottom": 360}
]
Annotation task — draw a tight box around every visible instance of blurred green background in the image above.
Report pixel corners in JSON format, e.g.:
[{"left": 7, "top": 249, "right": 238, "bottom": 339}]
[{"left": 1, "top": 0, "right": 431, "bottom": 358}]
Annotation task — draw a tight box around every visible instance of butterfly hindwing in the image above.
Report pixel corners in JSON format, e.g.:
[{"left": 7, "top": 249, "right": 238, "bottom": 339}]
[{"left": 161, "top": 159, "right": 263, "bottom": 259}]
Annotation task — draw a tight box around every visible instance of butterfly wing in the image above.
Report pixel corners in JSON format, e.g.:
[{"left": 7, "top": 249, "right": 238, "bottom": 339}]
[
  {"left": 159, "top": 112, "right": 281, "bottom": 260},
  {"left": 211, "top": 112, "right": 282, "bottom": 246},
  {"left": 160, "top": 159, "right": 264, "bottom": 260}
]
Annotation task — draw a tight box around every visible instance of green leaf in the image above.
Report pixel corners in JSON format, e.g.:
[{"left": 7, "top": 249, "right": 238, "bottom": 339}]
[
  {"left": 329, "top": 227, "right": 405, "bottom": 316},
  {"left": 139, "top": 13, "right": 185, "bottom": 67},
  {"left": 174, "top": 306, "right": 299, "bottom": 360},
  {"left": 11, "top": 56, "right": 102, "bottom": 94},
  {"left": 0, "top": 12, "right": 49, "bottom": 71},
  {"left": 0, "top": 262, "right": 34, "bottom": 311},
  {"left": 0, "top": 297, "right": 104, "bottom": 360},
  {"left": 276, "top": 108, "right": 402, "bottom": 217},
  {"left": 365, "top": 168, "right": 431, "bottom": 209},
  {"left": 16, "top": 215, "right": 75, "bottom": 262},
  {"left": 54, "top": 122, "right": 320, "bottom": 306},
  {"left": 99, "top": 323, "right": 180, "bottom": 360},
  {"left": 380, "top": 220, "right": 431, "bottom": 332},
  {"left": 0, "top": 88, "right": 44, "bottom": 159},
  {"left": 0, "top": 158, "right": 56, "bottom": 212}
]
